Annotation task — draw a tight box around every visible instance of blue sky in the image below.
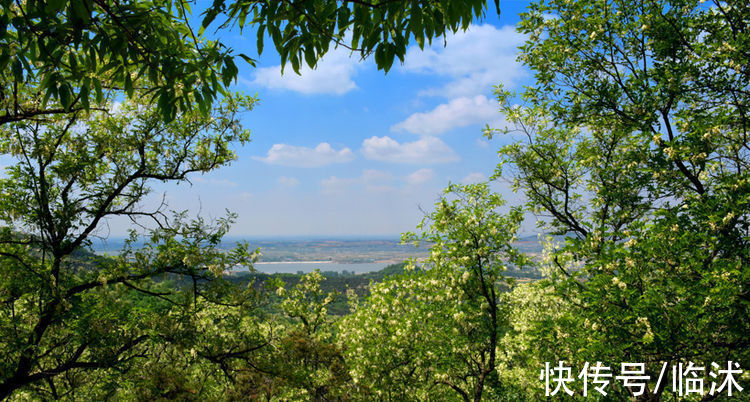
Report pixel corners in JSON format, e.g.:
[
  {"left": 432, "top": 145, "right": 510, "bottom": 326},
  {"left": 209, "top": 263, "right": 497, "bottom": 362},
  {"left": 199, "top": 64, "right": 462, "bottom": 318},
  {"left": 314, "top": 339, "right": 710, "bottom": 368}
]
[{"left": 141, "top": 1, "right": 537, "bottom": 237}]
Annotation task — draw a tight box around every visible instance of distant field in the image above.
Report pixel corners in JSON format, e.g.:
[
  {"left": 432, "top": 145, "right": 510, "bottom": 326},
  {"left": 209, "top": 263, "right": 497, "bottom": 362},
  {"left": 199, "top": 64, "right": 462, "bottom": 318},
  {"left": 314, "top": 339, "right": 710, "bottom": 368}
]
[
  {"left": 233, "top": 238, "right": 432, "bottom": 264},
  {"left": 246, "top": 262, "right": 390, "bottom": 274},
  {"left": 91, "top": 236, "right": 546, "bottom": 266}
]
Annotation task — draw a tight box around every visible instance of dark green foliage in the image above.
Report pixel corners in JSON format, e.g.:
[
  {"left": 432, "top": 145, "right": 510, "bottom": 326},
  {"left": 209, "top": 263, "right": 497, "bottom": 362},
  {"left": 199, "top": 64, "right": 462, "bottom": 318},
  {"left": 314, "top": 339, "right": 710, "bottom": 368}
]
[
  {"left": 203, "top": 0, "right": 494, "bottom": 74},
  {"left": 0, "top": 0, "right": 235, "bottom": 123}
]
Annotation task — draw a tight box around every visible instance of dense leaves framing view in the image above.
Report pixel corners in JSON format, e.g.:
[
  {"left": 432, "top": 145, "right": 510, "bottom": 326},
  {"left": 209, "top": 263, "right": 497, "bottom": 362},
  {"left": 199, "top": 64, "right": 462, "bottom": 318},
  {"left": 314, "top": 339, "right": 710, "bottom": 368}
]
[{"left": 0, "top": 0, "right": 748, "bottom": 400}]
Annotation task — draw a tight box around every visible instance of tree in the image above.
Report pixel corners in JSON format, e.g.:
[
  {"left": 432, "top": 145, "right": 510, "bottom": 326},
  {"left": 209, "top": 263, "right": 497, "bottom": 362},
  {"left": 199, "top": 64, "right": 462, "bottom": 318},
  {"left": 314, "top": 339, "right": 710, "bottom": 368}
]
[
  {"left": 0, "top": 0, "right": 239, "bottom": 124},
  {"left": 202, "top": 0, "right": 496, "bottom": 74},
  {"left": 340, "top": 183, "right": 528, "bottom": 401},
  {"left": 494, "top": 282, "right": 583, "bottom": 400},
  {"left": 271, "top": 271, "right": 353, "bottom": 400},
  {"left": 194, "top": 271, "right": 355, "bottom": 400},
  {"left": 2, "top": 0, "right": 499, "bottom": 126},
  {"left": 0, "top": 0, "right": 512, "bottom": 398},
  {"left": 0, "top": 91, "right": 258, "bottom": 398},
  {"left": 491, "top": 0, "right": 750, "bottom": 398}
]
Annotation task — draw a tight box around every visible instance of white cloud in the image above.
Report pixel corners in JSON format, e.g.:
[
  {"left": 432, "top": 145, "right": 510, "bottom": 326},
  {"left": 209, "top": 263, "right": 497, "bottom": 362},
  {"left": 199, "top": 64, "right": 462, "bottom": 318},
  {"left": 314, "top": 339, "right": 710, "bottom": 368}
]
[
  {"left": 250, "top": 48, "right": 361, "bottom": 95},
  {"left": 277, "top": 176, "right": 300, "bottom": 187},
  {"left": 254, "top": 142, "right": 354, "bottom": 167},
  {"left": 402, "top": 24, "right": 526, "bottom": 98},
  {"left": 405, "top": 168, "right": 434, "bottom": 185},
  {"left": 361, "top": 136, "right": 459, "bottom": 164},
  {"left": 391, "top": 95, "right": 502, "bottom": 136},
  {"left": 461, "top": 172, "right": 486, "bottom": 184}
]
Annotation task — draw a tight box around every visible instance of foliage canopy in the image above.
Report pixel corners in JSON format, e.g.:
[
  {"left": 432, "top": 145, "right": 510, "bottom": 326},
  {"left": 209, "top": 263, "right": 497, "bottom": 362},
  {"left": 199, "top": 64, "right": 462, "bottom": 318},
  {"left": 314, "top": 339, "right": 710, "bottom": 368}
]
[
  {"left": 489, "top": 0, "right": 750, "bottom": 397},
  {"left": 0, "top": 91, "right": 258, "bottom": 398},
  {"left": 1, "top": 0, "right": 748, "bottom": 399}
]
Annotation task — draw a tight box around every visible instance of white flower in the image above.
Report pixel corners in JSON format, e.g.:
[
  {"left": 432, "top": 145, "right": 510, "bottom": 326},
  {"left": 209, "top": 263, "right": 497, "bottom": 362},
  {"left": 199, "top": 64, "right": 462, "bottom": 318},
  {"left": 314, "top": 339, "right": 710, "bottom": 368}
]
[{"left": 612, "top": 276, "right": 626, "bottom": 290}]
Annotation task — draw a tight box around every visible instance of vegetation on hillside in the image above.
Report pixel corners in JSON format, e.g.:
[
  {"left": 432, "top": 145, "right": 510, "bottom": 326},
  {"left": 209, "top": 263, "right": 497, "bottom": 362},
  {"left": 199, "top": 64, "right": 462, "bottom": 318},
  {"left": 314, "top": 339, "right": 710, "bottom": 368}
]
[{"left": 0, "top": 0, "right": 747, "bottom": 400}]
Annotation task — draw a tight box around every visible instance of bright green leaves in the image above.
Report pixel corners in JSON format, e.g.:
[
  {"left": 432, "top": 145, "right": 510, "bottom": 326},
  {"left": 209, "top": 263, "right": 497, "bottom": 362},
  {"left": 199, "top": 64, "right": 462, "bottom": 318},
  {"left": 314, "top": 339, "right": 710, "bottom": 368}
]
[
  {"left": 0, "top": 86, "right": 258, "bottom": 397},
  {"left": 279, "top": 270, "right": 338, "bottom": 332},
  {"left": 236, "top": 271, "right": 356, "bottom": 400},
  {"left": 338, "top": 271, "right": 456, "bottom": 399},
  {"left": 0, "top": 0, "right": 234, "bottom": 124},
  {"left": 499, "top": 0, "right": 750, "bottom": 390},
  {"left": 0, "top": 90, "right": 255, "bottom": 247},
  {"left": 221, "top": 55, "right": 238, "bottom": 87},
  {"left": 404, "top": 182, "right": 529, "bottom": 282},
  {"left": 204, "top": 0, "right": 493, "bottom": 74},
  {"left": 340, "top": 182, "right": 529, "bottom": 399}
]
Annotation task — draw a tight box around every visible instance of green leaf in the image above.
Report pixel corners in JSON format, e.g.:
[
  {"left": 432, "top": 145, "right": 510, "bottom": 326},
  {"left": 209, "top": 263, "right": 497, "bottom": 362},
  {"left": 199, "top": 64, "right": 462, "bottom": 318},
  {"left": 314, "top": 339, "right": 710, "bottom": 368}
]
[
  {"left": 42, "top": 84, "right": 57, "bottom": 108},
  {"left": 238, "top": 6, "right": 248, "bottom": 28},
  {"left": 222, "top": 56, "right": 238, "bottom": 86},
  {"left": 0, "top": 51, "right": 9, "bottom": 72},
  {"left": 46, "top": 0, "right": 66, "bottom": 13},
  {"left": 93, "top": 79, "right": 103, "bottom": 103},
  {"left": 256, "top": 25, "right": 266, "bottom": 55},
  {"left": 238, "top": 53, "right": 256, "bottom": 67},
  {"left": 200, "top": 9, "right": 219, "bottom": 36},
  {"left": 290, "top": 53, "right": 300, "bottom": 74},
  {"left": 374, "top": 44, "right": 385, "bottom": 69},
  {"left": 157, "top": 91, "right": 170, "bottom": 116},
  {"left": 279, "top": 48, "right": 288, "bottom": 74},
  {"left": 268, "top": 23, "right": 282, "bottom": 53},
  {"left": 384, "top": 44, "right": 395, "bottom": 72},
  {"left": 337, "top": 6, "right": 351, "bottom": 32},
  {"left": 124, "top": 73, "right": 133, "bottom": 97},
  {"left": 221, "top": 68, "right": 231, "bottom": 88},
  {"left": 80, "top": 81, "right": 90, "bottom": 111},
  {"left": 59, "top": 83, "right": 71, "bottom": 110},
  {"left": 303, "top": 46, "right": 316, "bottom": 69},
  {"left": 12, "top": 58, "right": 22, "bottom": 82},
  {"left": 71, "top": 0, "right": 90, "bottom": 24}
]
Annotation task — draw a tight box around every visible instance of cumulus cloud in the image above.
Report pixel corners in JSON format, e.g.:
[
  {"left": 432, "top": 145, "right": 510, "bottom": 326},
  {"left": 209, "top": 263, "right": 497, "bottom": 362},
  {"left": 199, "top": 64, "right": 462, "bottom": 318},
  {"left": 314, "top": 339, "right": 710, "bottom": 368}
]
[
  {"left": 250, "top": 48, "right": 361, "bottom": 95},
  {"left": 391, "top": 95, "right": 502, "bottom": 136},
  {"left": 401, "top": 24, "right": 527, "bottom": 98},
  {"left": 405, "top": 168, "right": 435, "bottom": 185},
  {"left": 254, "top": 142, "right": 354, "bottom": 167},
  {"left": 360, "top": 136, "right": 459, "bottom": 164}
]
